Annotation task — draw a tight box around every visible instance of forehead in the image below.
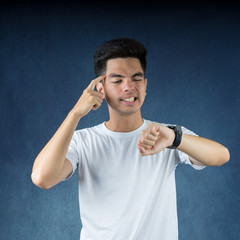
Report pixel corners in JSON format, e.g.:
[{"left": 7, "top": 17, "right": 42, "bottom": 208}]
[{"left": 106, "top": 58, "right": 143, "bottom": 75}]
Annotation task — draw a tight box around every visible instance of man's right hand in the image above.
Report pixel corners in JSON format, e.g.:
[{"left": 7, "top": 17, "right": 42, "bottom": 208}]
[
  {"left": 71, "top": 75, "right": 105, "bottom": 118},
  {"left": 31, "top": 75, "right": 105, "bottom": 189}
]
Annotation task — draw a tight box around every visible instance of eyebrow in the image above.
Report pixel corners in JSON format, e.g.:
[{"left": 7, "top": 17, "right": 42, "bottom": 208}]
[
  {"left": 109, "top": 73, "right": 124, "bottom": 78},
  {"left": 109, "top": 72, "right": 144, "bottom": 79},
  {"left": 132, "top": 72, "right": 144, "bottom": 78}
]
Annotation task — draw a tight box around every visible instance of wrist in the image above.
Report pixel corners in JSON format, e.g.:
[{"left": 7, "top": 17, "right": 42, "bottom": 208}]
[
  {"left": 167, "top": 125, "right": 182, "bottom": 149},
  {"left": 168, "top": 128, "right": 176, "bottom": 147},
  {"left": 68, "top": 109, "right": 83, "bottom": 122}
]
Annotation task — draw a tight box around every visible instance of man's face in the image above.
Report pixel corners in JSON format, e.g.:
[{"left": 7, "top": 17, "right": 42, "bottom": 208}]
[{"left": 101, "top": 57, "right": 147, "bottom": 116}]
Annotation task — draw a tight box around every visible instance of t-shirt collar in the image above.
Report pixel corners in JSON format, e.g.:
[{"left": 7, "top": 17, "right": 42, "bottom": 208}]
[{"left": 101, "top": 119, "right": 147, "bottom": 138}]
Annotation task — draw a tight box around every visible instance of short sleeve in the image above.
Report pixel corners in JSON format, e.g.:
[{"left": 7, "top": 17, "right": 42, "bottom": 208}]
[
  {"left": 176, "top": 126, "right": 206, "bottom": 170},
  {"left": 64, "top": 131, "right": 80, "bottom": 180}
]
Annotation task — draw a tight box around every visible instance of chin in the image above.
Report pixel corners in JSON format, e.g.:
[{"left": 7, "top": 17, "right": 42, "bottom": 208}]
[{"left": 117, "top": 107, "right": 141, "bottom": 116}]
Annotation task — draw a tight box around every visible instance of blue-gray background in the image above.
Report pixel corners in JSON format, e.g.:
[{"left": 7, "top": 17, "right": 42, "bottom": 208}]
[{"left": 1, "top": 1, "right": 239, "bottom": 240}]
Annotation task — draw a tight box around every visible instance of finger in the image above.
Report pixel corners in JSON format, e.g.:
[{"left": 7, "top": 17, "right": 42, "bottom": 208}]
[
  {"left": 145, "top": 123, "right": 159, "bottom": 135},
  {"left": 87, "top": 75, "right": 106, "bottom": 90},
  {"left": 85, "top": 89, "right": 104, "bottom": 100},
  {"left": 138, "top": 145, "right": 145, "bottom": 155},
  {"left": 138, "top": 145, "right": 154, "bottom": 156},
  {"left": 137, "top": 142, "right": 153, "bottom": 150},
  {"left": 92, "top": 98, "right": 103, "bottom": 110},
  {"left": 141, "top": 129, "right": 159, "bottom": 142},
  {"left": 92, "top": 103, "right": 101, "bottom": 111},
  {"left": 90, "top": 90, "right": 104, "bottom": 99},
  {"left": 139, "top": 138, "right": 156, "bottom": 147},
  {"left": 92, "top": 104, "right": 101, "bottom": 110},
  {"left": 146, "top": 122, "right": 158, "bottom": 130},
  {"left": 142, "top": 131, "right": 158, "bottom": 142},
  {"left": 147, "top": 126, "right": 160, "bottom": 137}
]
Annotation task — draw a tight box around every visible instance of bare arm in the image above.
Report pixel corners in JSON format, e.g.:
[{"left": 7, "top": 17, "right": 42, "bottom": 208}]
[
  {"left": 178, "top": 134, "right": 230, "bottom": 166},
  {"left": 31, "top": 76, "right": 105, "bottom": 189},
  {"left": 137, "top": 123, "right": 230, "bottom": 166}
]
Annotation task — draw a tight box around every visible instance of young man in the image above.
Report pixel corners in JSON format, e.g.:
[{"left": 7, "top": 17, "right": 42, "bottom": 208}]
[{"left": 31, "top": 38, "right": 230, "bottom": 240}]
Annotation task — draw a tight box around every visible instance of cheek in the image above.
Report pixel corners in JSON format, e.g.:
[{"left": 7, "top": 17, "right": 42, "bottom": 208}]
[
  {"left": 139, "top": 85, "right": 147, "bottom": 95},
  {"left": 105, "top": 86, "right": 120, "bottom": 95},
  {"left": 104, "top": 87, "right": 118, "bottom": 100}
]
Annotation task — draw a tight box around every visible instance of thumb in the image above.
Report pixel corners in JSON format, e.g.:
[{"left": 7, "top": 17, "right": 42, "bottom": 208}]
[{"left": 138, "top": 145, "right": 149, "bottom": 156}]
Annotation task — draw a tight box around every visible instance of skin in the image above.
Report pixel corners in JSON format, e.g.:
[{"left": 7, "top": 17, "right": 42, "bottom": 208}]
[
  {"left": 31, "top": 57, "right": 230, "bottom": 189},
  {"left": 31, "top": 76, "right": 105, "bottom": 189},
  {"left": 97, "top": 58, "right": 147, "bottom": 132}
]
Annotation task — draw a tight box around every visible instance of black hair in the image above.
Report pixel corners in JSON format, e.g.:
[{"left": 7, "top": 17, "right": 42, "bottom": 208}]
[{"left": 94, "top": 38, "right": 147, "bottom": 77}]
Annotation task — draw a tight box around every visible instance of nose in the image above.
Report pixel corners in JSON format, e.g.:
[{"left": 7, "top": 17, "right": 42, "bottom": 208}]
[{"left": 122, "top": 79, "right": 134, "bottom": 92}]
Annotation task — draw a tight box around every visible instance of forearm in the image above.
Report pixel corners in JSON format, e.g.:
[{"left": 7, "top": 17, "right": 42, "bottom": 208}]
[
  {"left": 31, "top": 110, "right": 81, "bottom": 187},
  {"left": 31, "top": 76, "right": 104, "bottom": 189},
  {"left": 177, "top": 134, "right": 230, "bottom": 166}
]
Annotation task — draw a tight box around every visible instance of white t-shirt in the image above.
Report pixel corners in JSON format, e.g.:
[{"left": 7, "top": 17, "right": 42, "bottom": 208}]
[{"left": 66, "top": 119, "right": 205, "bottom": 240}]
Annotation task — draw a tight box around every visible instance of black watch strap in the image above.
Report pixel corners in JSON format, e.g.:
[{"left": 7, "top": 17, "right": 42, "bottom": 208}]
[{"left": 167, "top": 125, "right": 182, "bottom": 149}]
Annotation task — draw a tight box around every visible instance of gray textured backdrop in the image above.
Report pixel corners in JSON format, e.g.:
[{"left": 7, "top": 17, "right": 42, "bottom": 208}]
[{"left": 0, "top": 2, "right": 239, "bottom": 240}]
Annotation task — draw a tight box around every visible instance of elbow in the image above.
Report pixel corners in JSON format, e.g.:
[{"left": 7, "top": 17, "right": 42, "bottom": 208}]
[
  {"left": 216, "top": 146, "right": 230, "bottom": 166},
  {"left": 31, "top": 171, "right": 52, "bottom": 190}
]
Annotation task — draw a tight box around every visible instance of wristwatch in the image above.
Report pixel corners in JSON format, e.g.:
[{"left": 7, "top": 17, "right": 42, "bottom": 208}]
[{"left": 167, "top": 125, "right": 182, "bottom": 149}]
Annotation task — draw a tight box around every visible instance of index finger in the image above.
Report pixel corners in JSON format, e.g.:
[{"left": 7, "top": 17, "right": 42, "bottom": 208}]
[
  {"left": 146, "top": 123, "right": 159, "bottom": 137},
  {"left": 87, "top": 75, "right": 106, "bottom": 90}
]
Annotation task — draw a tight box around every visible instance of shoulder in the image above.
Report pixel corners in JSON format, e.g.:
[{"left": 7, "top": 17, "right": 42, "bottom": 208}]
[{"left": 73, "top": 123, "right": 105, "bottom": 139}]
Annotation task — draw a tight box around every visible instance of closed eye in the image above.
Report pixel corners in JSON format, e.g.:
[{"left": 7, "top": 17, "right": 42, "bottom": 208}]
[{"left": 112, "top": 80, "right": 122, "bottom": 84}]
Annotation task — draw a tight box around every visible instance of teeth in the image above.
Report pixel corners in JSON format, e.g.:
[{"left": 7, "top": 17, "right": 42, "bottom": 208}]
[{"left": 123, "top": 97, "right": 135, "bottom": 102}]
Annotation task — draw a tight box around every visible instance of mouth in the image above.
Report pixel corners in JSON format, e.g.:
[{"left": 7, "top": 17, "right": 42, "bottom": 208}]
[
  {"left": 120, "top": 97, "right": 137, "bottom": 102},
  {"left": 120, "top": 96, "right": 138, "bottom": 105}
]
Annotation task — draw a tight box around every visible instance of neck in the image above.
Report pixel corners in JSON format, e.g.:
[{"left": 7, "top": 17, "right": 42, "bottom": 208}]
[{"left": 105, "top": 111, "right": 143, "bottom": 132}]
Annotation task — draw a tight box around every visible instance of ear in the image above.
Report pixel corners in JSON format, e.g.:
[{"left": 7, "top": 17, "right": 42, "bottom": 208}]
[
  {"left": 96, "top": 81, "right": 105, "bottom": 98},
  {"left": 145, "top": 78, "right": 147, "bottom": 87},
  {"left": 144, "top": 78, "right": 147, "bottom": 95}
]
